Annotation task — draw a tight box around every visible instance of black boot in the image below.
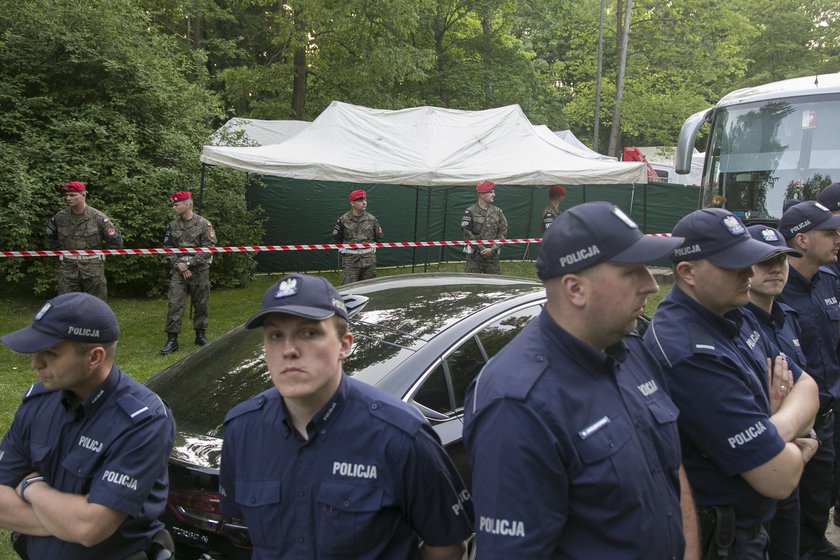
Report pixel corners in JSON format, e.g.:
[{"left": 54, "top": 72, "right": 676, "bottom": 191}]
[
  {"left": 159, "top": 334, "right": 179, "bottom": 355},
  {"left": 194, "top": 329, "right": 209, "bottom": 346}
]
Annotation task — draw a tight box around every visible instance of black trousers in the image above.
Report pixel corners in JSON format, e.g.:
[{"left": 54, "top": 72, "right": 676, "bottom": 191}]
[{"left": 800, "top": 410, "right": 836, "bottom": 555}]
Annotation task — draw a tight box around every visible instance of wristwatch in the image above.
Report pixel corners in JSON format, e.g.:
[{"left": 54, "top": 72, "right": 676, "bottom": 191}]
[{"left": 19, "top": 475, "right": 45, "bottom": 503}]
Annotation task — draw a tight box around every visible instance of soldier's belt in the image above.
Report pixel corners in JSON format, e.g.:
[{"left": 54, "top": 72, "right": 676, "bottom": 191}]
[
  {"left": 60, "top": 254, "right": 104, "bottom": 261},
  {"left": 344, "top": 248, "right": 376, "bottom": 255}
]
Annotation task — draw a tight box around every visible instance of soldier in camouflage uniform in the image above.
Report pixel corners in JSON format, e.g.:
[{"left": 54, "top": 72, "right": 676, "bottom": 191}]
[
  {"left": 461, "top": 180, "right": 508, "bottom": 274},
  {"left": 159, "top": 191, "right": 217, "bottom": 355},
  {"left": 46, "top": 181, "right": 123, "bottom": 301},
  {"left": 332, "top": 189, "right": 383, "bottom": 285},
  {"left": 541, "top": 184, "right": 566, "bottom": 232}
]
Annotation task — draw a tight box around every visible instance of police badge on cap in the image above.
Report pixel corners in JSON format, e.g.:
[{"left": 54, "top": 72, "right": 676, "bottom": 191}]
[{"left": 722, "top": 215, "right": 746, "bottom": 236}]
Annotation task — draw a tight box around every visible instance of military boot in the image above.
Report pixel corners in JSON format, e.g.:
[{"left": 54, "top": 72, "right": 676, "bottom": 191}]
[
  {"left": 194, "top": 329, "right": 209, "bottom": 346},
  {"left": 159, "top": 334, "right": 179, "bottom": 355}
]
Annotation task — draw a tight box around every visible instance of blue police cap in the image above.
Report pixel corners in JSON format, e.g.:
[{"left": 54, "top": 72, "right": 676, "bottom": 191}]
[
  {"left": 0, "top": 292, "right": 119, "bottom": 353},
  {"left": 669, "top": 208, "right": 783, "bottom": 269},
  {"left": 246, "top": 273, "right": 349, "bottom": 329},
  {"left": 536, "top": 201, "right": 684, "bottom": 279},
  {"left": 817, "top": 182, "right": 840, "bottom": 212},
  {"left": 782, "top": 199, "right": 802, "bottom": 213},
  {"left": 746, "top": 224, "right": 802, "bottom": 258},
  {"left": 779, "top": 200, "right": 840, "bottom": 240}
]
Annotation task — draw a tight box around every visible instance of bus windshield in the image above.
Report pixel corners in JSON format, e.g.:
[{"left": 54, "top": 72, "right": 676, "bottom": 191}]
[{"left": 704, "top": 92, "right": 840, "bottom": 223}]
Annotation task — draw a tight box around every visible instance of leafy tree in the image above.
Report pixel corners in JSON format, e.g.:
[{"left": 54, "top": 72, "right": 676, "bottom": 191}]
[{"left": 0, "top": 0, "right": 262, "bottom": 296}]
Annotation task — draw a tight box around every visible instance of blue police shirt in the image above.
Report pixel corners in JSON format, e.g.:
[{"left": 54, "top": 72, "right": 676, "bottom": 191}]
[
  {"left": 219, "top": 375, "right": 473, "bottom": 560},
  {"left": 777, "top": 266, "right": 840, "bottom": 407},
  {"left": 745, "top": 301, "right": 807, "bottom": 376},
  {"left": 0, "top": 365, "right": 175, "bottom": 559},
  {"left": 463, "top": 310, "right": 684, "bottom": 559},
  {"left": 645, "top": 286, "right": 786, "bottom": 527}
]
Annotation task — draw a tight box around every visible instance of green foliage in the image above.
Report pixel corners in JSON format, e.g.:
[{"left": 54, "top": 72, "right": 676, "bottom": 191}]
[{"left": 0, "top": 0, "right": 263, "bottom": 296}]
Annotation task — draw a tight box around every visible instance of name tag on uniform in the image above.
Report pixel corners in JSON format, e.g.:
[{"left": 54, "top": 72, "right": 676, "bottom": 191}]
[{"left": 578, "top": 416, "right": 610, "bottom": 439}]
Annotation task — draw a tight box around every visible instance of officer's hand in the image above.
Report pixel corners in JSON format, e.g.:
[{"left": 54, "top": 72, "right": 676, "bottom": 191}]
[
  {"left": 480, "top": 248, "right": 492, "bottom": 257},
  {"left": 176, "top": 263, "right": 189, "bottom": 272},
  {"left": 767, "top": 355, "right": 793, "bottom": 414},
  {"left": 181, "top": 269, "right": 192, "bottom": 280},
  {"left": 793, "top": 432, "right": 820, "bottom": 464}
]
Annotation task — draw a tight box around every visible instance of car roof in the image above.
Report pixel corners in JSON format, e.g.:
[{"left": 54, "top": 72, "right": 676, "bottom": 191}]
[{"left": 146, "top": 273, "right": 546, "bottom": 465}]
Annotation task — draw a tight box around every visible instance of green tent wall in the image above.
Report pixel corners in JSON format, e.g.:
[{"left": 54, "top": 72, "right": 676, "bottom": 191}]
[{"left": 245, "top": 177, "right": 700, "bottom": 273}]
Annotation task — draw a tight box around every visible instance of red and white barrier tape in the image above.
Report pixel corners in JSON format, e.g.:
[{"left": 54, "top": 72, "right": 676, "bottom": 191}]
[{"left": 0, "top": 234, "right": 672, "bottom": 258}]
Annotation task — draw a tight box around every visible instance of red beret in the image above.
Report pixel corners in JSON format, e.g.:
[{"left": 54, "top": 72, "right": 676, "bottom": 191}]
[
  {"left": 349, "top": 189, "right": 367, "bottom": 201},
  {"left": 169, "top": 191, "right": 192, "bottom": 203},
  {"left": 62, "top": 181, "right": 87, "bottom": 193},
  {"left": 476, "top": 180, "right": 495, "bottom": 193},
  {"left": 550, "top": 185, "right": 566, "bottom": 196}
]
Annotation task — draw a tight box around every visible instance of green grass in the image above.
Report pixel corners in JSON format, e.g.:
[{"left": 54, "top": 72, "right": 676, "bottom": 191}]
[{"left": 0, "top": 260, "right": 671, "bottom": 558}]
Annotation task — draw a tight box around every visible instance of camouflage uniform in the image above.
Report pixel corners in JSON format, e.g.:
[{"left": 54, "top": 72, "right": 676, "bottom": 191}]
[
  {"left": 541, "top": 203, "right": 561, "bottom": 232},
  {"left": 461, "top": 203, "right": 508, "bottom": 274},
  {"left": 332, "top": 210, "right": 383, "bottom": 285},
  {"left": 46, "top": 206, "right": 123, "bottom": 301},
  {"left": 163, "top": 214, "right": 216, "bottom": 334}
]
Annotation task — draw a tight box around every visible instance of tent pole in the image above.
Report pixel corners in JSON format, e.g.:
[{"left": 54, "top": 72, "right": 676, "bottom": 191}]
[
  {"left": 524, "top": 186, "right": 537, "bottom": 261},
  {"left": 197, "top": 163, "right": 207, "bottom": 213},
  {"left": 411, "top": 187, "right": 420, "bottom": 273},
  {"left": 643, "top": 183, "right": 649, "bottom": 231},
  {"left": 441, "top": 189, "right": 450, "bottom": 265},
  {"left": 423, "top": 186, "right": 432, "bottom": 273}
]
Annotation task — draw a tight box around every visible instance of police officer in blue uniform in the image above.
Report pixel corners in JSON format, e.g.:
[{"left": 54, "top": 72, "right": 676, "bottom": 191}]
[
  {"left": 219, "top": 274, "right": 473, "bottom": 560},
  {"left": 746, "top": 225, "right": 813, "bottom": 560},
  {"left": 463, "top": 201, "right": 694, "bottom": 559},
  {"left": 776, "top": 201, "right": 840, "bottom": 559},
  {"left": 816, "top": 183, "right": 840, "bottom": 544},
  {"left": 645, "top": 208, "right": 819, "bottom": 559},
  {"left": 745, "top": 226, "right": 808, "bottom": 374},
  {"left": 0, "top": 292, "right": 175, "bottom": 560}
]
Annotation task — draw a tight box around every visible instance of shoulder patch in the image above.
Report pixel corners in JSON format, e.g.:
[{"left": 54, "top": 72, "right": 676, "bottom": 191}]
[
  {"left": 224, "top": 390, "right": 273, "bottom": 424},
  {"left": 21, "top": 382, "right": 50, "bottom": 403},
  {"left": 117, "top": 394, "right": 156, "bottom": 423}
]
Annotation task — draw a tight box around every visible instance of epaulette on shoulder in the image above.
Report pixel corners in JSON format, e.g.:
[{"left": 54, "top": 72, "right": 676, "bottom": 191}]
[
  {"left": 21, "top": 382, "right": 49, "bottom": 403},
  {"left": 504, "top": 353, "right": 550, "bottom": 401},
  {"left": 224, "top": 391, "right": 272, "bottom": 424},
  {"left": 688, "top": 322, "right": 717, "bottom": 355},
  {"left": 117, "top": 394, "right": 158, "bottom": 424},
  {"left": 366, "top": 399, "right": 424, "bottom": 436},
  {"left": 777, "top": 301, "right": 798, "bottom": 317}
]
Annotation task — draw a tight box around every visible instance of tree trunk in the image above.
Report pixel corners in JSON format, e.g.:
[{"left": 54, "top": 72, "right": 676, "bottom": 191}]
[
  {"left": 290, "top": 8, "right": 307, "bottom": 120},
  {"left": 593, "top": 0, "right": 606, "bottom": 151},
  {"left": 192, "top": 9, "right": 202, "bottom": 49},
  {"left": 608, "top": 0, "right": 633, "bottom": 158},
  {"left": 433, "top": 17, "right": 450, "bottom": 107}
]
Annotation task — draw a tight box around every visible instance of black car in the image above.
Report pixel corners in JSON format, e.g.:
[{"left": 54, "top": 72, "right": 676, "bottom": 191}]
[{"left": 145, "top": 273, "right": 546, "bottom": 559}]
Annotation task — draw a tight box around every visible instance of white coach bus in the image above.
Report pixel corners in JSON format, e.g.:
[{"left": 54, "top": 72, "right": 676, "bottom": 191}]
[{"left": 675, "top": 73, "right": 840, "bottom": 224}]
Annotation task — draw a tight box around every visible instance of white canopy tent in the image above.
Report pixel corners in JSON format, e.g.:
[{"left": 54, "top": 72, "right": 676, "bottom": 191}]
[
  {"left": 208, "top": 117, "right": 311, "bottom": 146},
  {"left": 552, "top": 129, "right": 616, "bottom": 161},
  {"left": 636, "top": 146, "right": 704, "bottom": 186},
  {"left": 201, "top": 102, "right": 647, "bottom": 185}
]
